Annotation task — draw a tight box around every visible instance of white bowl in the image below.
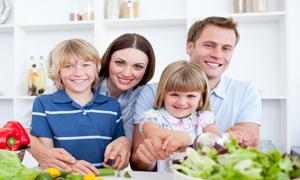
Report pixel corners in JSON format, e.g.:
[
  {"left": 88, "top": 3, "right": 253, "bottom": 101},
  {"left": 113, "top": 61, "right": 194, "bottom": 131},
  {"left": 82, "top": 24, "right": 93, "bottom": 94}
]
[
  {"left": 173, "top": 169, "right": 205, "bottom": 180},
  {"left": 15, "top": 148, "right": 27, "bottom": 162}
]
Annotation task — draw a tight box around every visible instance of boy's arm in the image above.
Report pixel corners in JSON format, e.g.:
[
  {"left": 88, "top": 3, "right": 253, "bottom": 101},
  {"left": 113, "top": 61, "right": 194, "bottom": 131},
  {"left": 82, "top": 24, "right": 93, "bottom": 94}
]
[
  {"left": 28, "top": 97, "right": 76, "bottom": 171},
  {"left": 104, "top": 104, "right": 130, "bottom": 170},
  {"left": 27, "top": 129, "right": 76, "bottom": 171}
]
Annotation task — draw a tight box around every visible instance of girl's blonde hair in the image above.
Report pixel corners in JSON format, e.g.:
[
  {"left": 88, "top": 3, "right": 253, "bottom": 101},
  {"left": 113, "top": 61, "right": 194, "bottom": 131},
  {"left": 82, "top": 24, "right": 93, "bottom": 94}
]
[
  {"left": 48, "top": 39, "right": 101, "bottom": 89},
  {"left": 154, "top": 60, "right": 211, "bottom": 111}
]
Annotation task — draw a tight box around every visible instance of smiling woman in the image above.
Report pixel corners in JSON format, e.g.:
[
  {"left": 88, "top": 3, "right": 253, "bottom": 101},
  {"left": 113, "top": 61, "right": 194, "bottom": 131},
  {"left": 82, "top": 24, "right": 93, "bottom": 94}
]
[{"left": 99, "top": 33, "right": 156, "bottom": 140}]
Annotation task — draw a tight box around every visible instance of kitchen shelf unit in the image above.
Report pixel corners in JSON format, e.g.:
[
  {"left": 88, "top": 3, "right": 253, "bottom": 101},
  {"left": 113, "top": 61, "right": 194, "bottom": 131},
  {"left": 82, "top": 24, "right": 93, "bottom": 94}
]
[{"left": 0, "top": 0, "right": 299, "bottom": 156}]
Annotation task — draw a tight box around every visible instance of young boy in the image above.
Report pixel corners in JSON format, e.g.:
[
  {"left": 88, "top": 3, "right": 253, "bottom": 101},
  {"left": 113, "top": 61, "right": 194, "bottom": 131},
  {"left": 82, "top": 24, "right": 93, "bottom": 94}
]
[{"left": 30, "top": 39, "right": 125, "bottom": 175}]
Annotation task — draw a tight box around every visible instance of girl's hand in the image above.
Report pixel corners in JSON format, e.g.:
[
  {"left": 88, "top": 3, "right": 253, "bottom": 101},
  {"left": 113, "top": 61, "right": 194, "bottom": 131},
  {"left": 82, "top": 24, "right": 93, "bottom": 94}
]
[
  {"left": 103, "top": 136, "right": 131, "bottom": 170},
  {"left": 162, "top": 131, "right": 192, "bottom": 155},
  {"left": 70, "top": 160, "right": 99, "bottom": 175}
]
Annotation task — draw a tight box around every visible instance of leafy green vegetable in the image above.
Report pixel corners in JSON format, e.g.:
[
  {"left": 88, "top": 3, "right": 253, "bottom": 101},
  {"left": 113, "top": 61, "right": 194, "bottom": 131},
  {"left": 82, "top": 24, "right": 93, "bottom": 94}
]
[
  {"left": 0, "top": 150, "right": 38, "bottom": 180},
  {"left": 171, "top": 139, "right": 300, "bottom": 180}
]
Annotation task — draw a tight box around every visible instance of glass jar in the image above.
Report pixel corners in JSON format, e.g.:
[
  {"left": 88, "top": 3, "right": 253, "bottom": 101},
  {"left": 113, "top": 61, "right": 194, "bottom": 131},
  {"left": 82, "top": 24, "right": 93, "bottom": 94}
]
[
  {"left": 28, "top": 56, "right": 39, "bottom": 96},
  {"left": 258, "top": 139, "right": 276, "bottom": 153},
  {"left": 252, "top": 0, "right": 268, "bottom": 12},
  {"left": 233, "top": 0, "right": 247, "bottom": 13},
  {"left": 106, "top": 0, "right": 120, "bottom": 19}
]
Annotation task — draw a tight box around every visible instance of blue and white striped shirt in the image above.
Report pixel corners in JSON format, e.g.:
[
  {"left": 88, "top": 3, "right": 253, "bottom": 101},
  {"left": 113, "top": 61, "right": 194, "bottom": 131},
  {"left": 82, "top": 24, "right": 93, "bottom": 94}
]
[{"left": 30, "top": 89, "right": 124, "bottom": 167}]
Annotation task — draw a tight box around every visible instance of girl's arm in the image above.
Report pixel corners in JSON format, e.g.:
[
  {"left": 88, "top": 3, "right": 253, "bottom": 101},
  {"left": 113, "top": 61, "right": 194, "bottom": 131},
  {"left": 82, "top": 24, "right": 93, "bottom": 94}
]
[
  {"left": 203, "top": 123, "right": 220, "bottom": 135},
  {"left": 143, "top": 122, "right": 193, "bottom": 155},
  {"left": 142, "top": 121, "right": 173, "bottom": 140}
]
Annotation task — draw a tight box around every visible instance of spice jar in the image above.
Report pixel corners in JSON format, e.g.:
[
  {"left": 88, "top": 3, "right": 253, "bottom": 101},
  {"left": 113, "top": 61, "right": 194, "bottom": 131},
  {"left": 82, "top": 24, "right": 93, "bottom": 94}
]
[
  {"left": 252, "top": 0, "right": 268, "bottom": 12},
  {"left": 121, "top": 0, "right": 139, "bottom": 19},
  {"left": 233, "top": 0, "right": 247, "bottom": 13}
]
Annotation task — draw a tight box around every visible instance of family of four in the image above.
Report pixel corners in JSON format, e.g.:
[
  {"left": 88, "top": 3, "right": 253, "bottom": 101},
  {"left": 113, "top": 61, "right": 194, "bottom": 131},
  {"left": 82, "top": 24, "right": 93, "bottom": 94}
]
[{"left": 24, "top": 16, "right": 261, "bottom": 175}]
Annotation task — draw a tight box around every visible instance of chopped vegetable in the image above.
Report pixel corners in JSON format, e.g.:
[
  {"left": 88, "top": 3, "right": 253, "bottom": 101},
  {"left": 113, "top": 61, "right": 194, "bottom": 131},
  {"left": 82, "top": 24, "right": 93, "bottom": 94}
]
[
  {"left": 83, "top": 173, "right": 95, "bottom": 180},
  {"left": 35, "top": 172, "right": 53, "bottom": 180},
  {"left": 97, "top": 168, "right": 114, "bottom": 176},
  {"left": 124, "top": 171, "right": 131, "bottom": 178},
  {"left": 59, "top": 170, "right": 68, "bottom": 177},
  {"left": 116, "top": 170, "right": 120, "bottom": 177},
  {"left": 43, "top": 168, "right": 61, "bottom": 178}
]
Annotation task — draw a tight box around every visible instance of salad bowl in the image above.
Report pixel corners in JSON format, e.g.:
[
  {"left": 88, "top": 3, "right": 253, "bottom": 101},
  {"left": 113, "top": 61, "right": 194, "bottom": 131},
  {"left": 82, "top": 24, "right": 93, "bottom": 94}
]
[{"left": 173, "top": 169, "right": 205, "bottom": 180}]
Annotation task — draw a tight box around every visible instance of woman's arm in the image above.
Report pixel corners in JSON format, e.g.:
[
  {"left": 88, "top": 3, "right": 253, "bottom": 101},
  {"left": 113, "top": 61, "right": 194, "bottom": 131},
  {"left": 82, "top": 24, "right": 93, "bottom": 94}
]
[
  {"left": 142, "top": 121, "right": 174, "bottom": 139},
  {"left": 203, "top": 123, "right": 220, "bottom": 135},
  {"left": 131, "top": 125, "right": 167, "bottom": 171},
  {"left": 27, "top": 129, "right": 76, "bottom": 172}
]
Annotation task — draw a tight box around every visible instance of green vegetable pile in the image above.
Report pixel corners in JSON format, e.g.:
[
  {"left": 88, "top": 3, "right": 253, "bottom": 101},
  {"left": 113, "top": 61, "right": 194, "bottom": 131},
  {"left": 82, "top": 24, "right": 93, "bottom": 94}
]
[
  {"left": 171, "top": 139, "right": 300, "bottom": 180},
  {"left": 0, "top": 150, "right": 38, "bottom": 180}
]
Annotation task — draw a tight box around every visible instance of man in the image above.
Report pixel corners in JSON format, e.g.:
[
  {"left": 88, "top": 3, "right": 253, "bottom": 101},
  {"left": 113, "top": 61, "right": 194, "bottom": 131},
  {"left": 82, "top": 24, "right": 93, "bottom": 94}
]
[{"left": 131, "top": 16, "right": 262, "bottom": 171}]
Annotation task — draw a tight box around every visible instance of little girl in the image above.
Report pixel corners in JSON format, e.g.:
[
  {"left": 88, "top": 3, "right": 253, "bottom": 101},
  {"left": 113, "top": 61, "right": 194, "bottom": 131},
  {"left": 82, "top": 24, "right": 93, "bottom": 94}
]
[{"left": 139, "top": 60, "right": 220, "bottom": 172}]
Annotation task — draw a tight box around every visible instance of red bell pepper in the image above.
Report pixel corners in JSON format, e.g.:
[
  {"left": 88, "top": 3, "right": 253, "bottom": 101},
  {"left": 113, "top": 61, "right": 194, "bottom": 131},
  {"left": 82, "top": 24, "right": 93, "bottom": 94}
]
[{"left": 0, "top": 121, "right": 30, "bottom": 151}]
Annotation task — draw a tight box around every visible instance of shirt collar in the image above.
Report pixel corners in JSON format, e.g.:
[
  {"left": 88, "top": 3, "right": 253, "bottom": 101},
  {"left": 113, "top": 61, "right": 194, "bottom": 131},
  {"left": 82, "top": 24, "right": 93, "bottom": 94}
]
[
  {"left": 99, "top": 78, "right": 133, "bottom": 100},
  {"left": 51, "top": 88, "right": 108, "bottom": 104},
  {"left": 99, "top": 78, "right": 109, "bottom": 96},
  {"left": 160, "top": 107, "right": 197, "bottom": 124},
  {"left": 210, "top": 76, "right": 226, "bottom": 99}
]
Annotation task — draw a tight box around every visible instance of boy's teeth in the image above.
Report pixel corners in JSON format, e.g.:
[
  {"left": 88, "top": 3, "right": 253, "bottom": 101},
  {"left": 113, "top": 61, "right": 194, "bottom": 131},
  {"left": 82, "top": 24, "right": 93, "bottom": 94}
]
[
  {"left": 206, "top": 62, "right": 219, "bottom": 67},
  {"left": 74, "top": 79, "right": 85, "bottom": 83}
]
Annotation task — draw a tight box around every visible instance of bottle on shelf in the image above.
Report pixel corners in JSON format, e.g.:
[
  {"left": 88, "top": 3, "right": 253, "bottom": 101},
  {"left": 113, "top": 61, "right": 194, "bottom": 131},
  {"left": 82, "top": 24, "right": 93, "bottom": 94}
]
[
  {"left": 233, "top": 0, "right": 247, "bottom": 13},
  {"left": 28, "top": 56, "right": 39, "bottom": 96},
  {"left": 37, "top": 56, "right": 46, "bottom": 95},
  {"left": 252, "top": 0, "right": 268, "bottom": 12},
  {"left": 106, "top": 0, "right": 120, "bottom": 19},
  {"left": 121, "top": 0, "right": 139, "bottom": 19}
]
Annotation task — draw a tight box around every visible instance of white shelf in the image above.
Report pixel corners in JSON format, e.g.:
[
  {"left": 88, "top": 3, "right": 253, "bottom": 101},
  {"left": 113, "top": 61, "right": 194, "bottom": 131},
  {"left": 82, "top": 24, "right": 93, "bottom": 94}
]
[
  {"left": 230, "top": 11, "right": 286, "bottom": 22},
  {"left": 261, "top": 96, "right": 287, "bottom": 100},
  {"left": 189, "top": 11, "right": 286, "bottom": 24},
  {"left": 0, "top": 96, "right": 14, "bottom": 100},
  {"left": 102, "top": 17, "right": 187, "bottom": 27},
  {"left": 0, "top": 24, "right": 14, "bottom": 32},
  {"left": 17, "top": 21, "right": 95, "bottom": 31},
  {"left": 15, "top": 96, "right": 37, "bottom": 100}
]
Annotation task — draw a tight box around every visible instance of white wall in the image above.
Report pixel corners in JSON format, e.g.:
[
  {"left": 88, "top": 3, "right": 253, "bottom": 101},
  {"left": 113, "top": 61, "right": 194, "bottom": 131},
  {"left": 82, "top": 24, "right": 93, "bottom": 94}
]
[{"left": 286, "top": 0, "right": 300, "bottom": 152}]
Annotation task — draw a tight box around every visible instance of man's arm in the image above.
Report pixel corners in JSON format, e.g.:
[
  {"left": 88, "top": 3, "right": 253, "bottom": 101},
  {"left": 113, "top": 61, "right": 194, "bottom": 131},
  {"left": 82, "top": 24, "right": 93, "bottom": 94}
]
[
  {"left": 227, "top": 83, "right": 261, "bottom": 147},
  {"left": 226, "top": 122, "right": 260, "bottom": 147}
]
